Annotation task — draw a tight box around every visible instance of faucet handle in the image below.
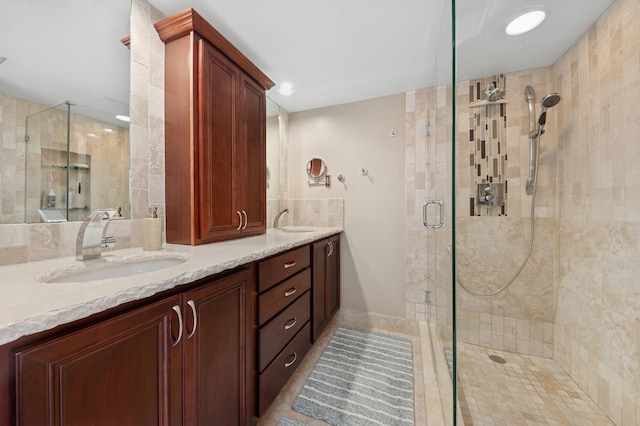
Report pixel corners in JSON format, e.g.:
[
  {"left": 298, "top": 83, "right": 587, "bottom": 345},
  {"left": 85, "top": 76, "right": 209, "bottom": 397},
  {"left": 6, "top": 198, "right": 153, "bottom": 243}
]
[
  {"left": 85, "top": 208, "right": 117, "bottom": 221},
  {"left": 102, "top": 236, "right": 116, "bottom": 248}
]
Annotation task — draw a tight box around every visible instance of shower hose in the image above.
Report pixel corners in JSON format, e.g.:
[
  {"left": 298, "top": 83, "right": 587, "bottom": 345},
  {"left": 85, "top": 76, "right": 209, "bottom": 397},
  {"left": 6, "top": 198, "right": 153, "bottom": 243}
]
[{"left": 457, "top": 144, "right": 539, "bottom": 297}]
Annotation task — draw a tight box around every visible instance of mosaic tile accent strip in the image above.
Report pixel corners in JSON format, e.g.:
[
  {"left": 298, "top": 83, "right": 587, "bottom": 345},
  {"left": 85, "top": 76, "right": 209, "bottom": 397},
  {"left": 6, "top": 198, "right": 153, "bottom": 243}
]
[{"left": 468, "top": 74, "right": 508, "bottom": 216}]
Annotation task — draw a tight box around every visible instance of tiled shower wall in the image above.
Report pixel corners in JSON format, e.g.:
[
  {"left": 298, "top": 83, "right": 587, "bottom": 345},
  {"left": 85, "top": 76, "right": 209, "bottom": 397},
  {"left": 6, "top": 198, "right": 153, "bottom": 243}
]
[
  {"left": 455, "top": 66, "right": 558, "bottom": 358},
  {"left": 552, "top": 0, "right": 640, "bottom": 423},
  {"left": 405, "top": 67, "right": 558, "bottom": 358}
]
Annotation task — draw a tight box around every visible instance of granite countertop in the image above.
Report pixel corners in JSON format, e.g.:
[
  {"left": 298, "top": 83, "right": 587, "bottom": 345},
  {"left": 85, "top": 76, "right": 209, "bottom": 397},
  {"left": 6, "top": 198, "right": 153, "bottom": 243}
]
[{"left": 0, "top": 227, "right": 342, "bottom": 346}]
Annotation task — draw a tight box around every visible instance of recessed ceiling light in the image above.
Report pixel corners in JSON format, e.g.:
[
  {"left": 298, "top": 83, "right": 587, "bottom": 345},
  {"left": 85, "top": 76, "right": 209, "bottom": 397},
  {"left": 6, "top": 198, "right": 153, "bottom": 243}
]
[
  {"left": 506, "top": 10, "right": 547, "bottom": 36},
  {"left": 277, "top": 82, "right": 295, "bottom": 96},
  {"left": 115, "top": 114, "right": 130, "bottom": 122}
]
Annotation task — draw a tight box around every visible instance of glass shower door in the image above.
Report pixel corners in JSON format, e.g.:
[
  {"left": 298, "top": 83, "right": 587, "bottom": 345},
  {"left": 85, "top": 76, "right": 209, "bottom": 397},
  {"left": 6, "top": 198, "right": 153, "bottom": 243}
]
[{"left": 25, "top": 102, "right": 73, "bottom": 223}]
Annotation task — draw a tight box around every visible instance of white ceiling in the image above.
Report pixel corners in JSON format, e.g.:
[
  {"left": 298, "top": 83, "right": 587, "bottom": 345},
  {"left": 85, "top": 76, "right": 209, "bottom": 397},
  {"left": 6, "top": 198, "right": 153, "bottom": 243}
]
[{"left": 0, "top": 0, "right": 613, "bottom": 117}]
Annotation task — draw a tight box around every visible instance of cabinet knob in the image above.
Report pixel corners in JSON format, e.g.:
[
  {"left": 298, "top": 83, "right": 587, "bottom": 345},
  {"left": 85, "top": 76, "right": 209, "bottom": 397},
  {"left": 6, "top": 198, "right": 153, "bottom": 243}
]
[
  {"left": 284, "top": 261, "right": 297, "bottom": 269},
  {"left": 241, "top": 210, "right": 248, "bottom": 230}
]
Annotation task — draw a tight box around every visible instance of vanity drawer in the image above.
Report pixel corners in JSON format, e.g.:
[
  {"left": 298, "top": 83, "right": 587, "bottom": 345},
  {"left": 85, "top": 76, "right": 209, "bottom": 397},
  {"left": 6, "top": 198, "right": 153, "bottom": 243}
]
[
  {"left": 259, "top": 291, "right": 310, "bottom": 372},
  {"left": 259, "top": 268, "right": 311, "bottom": 326},
  {"left": 258, "top": 322, "right": 311, "bottom": 416},
  {"left": 258, "top": 245, "right": 310, "bottom": 292}
]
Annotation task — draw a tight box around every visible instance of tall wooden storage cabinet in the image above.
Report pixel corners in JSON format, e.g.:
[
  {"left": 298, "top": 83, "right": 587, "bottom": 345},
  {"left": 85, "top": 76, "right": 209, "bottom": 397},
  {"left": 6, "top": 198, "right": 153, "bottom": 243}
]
[{"left": 155, "top": 9, "right": 274, "bottom": 245}]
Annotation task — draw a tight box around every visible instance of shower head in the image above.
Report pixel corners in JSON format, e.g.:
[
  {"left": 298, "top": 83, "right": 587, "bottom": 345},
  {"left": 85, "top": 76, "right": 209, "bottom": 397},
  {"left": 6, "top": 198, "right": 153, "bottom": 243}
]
[
  {"left": 537, "top": 93, "right": 561, "bottom": 127},
  {"left": 541, "top": 93, "right": 561, "bottom": 109}
]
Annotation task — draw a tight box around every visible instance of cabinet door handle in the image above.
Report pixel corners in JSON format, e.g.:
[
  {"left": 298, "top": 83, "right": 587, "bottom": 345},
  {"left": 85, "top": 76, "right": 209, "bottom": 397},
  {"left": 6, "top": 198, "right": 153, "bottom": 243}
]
[
  {"left": 284, "top": 352, "right": 298, "bottom": 368},
  {"left": 186, "top": 300, "right": 197, "bottom": 339},
  {"left": 236, "top": 211, "right": 243, "bottom": 230},
  {"left": 327, "top": 240, "right": 334, "bottom": 256},
  {"left": 284, "top": 261, "right": 296, "bottom": 269},
  {"left": 284, "top": 287, "right": 297, "bottom": 297},
  {"left": 241, "top": 210, "right": 248, "bottom": 229},
  {"left": 171, "top": 305, "right": 183, "bottom": 347},
  {"left": 284, "top": 317, "right": 297, "bottom": 330}
]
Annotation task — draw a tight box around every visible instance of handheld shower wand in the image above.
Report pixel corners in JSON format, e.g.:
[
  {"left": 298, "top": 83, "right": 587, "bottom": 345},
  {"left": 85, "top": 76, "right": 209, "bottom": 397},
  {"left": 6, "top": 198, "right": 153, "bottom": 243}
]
[{"left": 525, "top": 89, "right": 561, "bottom": 194}]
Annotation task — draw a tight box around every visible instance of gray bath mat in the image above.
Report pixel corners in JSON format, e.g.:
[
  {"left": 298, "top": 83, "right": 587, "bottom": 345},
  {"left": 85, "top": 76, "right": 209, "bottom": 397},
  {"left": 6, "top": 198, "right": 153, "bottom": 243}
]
[
  {"left": 277, "top": 417, "right": 306, "bottom": 426},
  {"left": 293, "top": 326, "right": 414, "bottom": 425}
]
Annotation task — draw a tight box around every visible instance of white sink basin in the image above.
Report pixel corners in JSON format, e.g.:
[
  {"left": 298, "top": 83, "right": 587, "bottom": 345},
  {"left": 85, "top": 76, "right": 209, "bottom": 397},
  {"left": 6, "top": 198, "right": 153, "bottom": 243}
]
[
  {"left": 45, "top": 256, "right": 189, "bottom": 283},
  {"left": 277, "top": 226, "right": 317, "bottom": 233}
]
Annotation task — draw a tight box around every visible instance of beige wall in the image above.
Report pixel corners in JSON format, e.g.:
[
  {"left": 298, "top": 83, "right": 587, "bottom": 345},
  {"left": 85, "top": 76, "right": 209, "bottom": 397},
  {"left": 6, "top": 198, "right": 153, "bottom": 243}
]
[{"left": 288, "top": 95, "right": 406, "bottom": 318}]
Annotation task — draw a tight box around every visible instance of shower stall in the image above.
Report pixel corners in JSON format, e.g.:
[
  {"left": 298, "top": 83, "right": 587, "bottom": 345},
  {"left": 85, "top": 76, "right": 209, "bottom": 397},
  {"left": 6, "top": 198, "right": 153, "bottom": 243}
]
[
  {"left": 415, "top": 0, "right": 636, "bottom": 424},
  {"left": 24, "top": 102, "right": 130, "bottom": 224}
]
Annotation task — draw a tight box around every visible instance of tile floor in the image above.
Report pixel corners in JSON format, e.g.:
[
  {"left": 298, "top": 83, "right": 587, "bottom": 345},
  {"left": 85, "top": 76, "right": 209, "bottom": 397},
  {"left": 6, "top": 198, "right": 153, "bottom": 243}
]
[
  {"left": 456, "top": 342, "right": 614, "bottom": 425},
  {"left": 257, "top": 320, "right": 613, "bottom": 426}
]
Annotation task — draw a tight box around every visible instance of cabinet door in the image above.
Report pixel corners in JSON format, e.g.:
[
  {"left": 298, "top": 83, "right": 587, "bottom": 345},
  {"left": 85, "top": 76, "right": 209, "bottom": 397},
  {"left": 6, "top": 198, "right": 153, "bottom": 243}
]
[
  {"left": 312, "top": 236, "right": 341, "bottom": 342},
  {"left": 312, "top": 239, "right": 329, "bottom": 342},
  {"left": 327, "top": 235, "right": 341, "bottom": 318},
  {"left": 183, "top": 269, "right": 253, "bottom": 426},
  {"left": 199, "top": 40, "right": 242, "bottom": 242},
  {"left": 15, "top": 295, "right": 183, "bottom": 426},
  {"left": 239, "top": 74, "right": 266, "bottom": 235}
]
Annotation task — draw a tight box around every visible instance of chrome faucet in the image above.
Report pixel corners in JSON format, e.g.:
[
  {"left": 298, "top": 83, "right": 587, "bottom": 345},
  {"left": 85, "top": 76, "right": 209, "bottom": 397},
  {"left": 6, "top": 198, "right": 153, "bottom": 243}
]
[
  {"left": 76, "top": 209, "right": 117, "bottom": 260},
  {"left": 273, "top": 208, "right": 289, "bottom": 229}
]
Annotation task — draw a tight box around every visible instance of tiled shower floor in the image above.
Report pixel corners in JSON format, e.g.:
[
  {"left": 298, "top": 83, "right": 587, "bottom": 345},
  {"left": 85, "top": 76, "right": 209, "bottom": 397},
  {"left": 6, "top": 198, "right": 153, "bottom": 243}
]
[{"left": 456, "top": 342, "right": 614, "bottom": 425}]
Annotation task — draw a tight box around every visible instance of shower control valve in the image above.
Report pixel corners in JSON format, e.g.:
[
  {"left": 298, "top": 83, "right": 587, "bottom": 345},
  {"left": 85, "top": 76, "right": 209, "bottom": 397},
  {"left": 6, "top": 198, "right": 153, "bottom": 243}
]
[{"left": 476, "top": 183, "right": 504, "bottom": 207}]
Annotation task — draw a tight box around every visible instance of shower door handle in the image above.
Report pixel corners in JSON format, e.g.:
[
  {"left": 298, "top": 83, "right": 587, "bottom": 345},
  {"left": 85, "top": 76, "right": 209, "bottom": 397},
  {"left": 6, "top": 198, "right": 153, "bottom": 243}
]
[{"left": 423, "top": 200, "right": 445, "bottom": 229}]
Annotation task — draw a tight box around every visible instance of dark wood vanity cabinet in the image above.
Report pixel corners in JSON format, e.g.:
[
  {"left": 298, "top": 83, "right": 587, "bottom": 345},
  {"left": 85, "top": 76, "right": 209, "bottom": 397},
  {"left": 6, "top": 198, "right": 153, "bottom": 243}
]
[
  {"left": 13, "top": 268, "right": 254, "bottom": 426},
  {"left": 182, "top": 269, "right": 254, "bottom": 425},
  {"left": 257, "top": 246, "right": 313, "bottom": 416},
  {"left": 15, "top": 295, "right": 183, "bottom": 426},
  {"left": 155, "top": 9, "right": 274, "bottom": 245},
  {"left": 312, "top": 235, "right": 341, "bottom": 342},
  {"left": 2, "top": 236, "right": 341, "bottom": 424}
]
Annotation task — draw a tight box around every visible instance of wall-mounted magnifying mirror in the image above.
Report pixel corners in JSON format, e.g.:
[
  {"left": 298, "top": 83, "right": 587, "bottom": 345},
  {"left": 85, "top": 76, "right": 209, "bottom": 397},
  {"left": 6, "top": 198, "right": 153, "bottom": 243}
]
[{"left": 306, "top": 157, "right": 330, "bottom": 187}]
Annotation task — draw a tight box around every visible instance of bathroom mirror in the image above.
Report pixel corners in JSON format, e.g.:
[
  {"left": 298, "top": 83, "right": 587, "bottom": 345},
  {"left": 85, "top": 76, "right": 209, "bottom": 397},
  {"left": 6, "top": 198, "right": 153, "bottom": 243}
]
[
  {"left": 306, "top": 157, "right": 330, "bottom": 187},
  {"left": 0, "top": 1, "right": 131, "bottom": 224},
  {"left": 307, "top": 158, "right": 327, "bottom": 178},
  {"left": 266, "top": 96, "right": 281, "bottom": 200}
]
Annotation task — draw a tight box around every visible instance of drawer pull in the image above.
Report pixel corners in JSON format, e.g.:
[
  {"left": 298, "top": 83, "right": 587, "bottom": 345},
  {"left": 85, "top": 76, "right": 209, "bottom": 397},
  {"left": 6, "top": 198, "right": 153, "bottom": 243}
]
[
  {"left": 284, "top": 287, "right": 297, "bottom": 297},
  {"left": 284, "top": 317, "right": 297, "bottom": 330},
  {"left": 284, "top": 352, "right": 298, "bottom": 368},
  {"left": 171, "top": 305, "right": 183, "bottom": 347},
  {"left": 284, "top": 261, "right": 296, "bottom": 269}
]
